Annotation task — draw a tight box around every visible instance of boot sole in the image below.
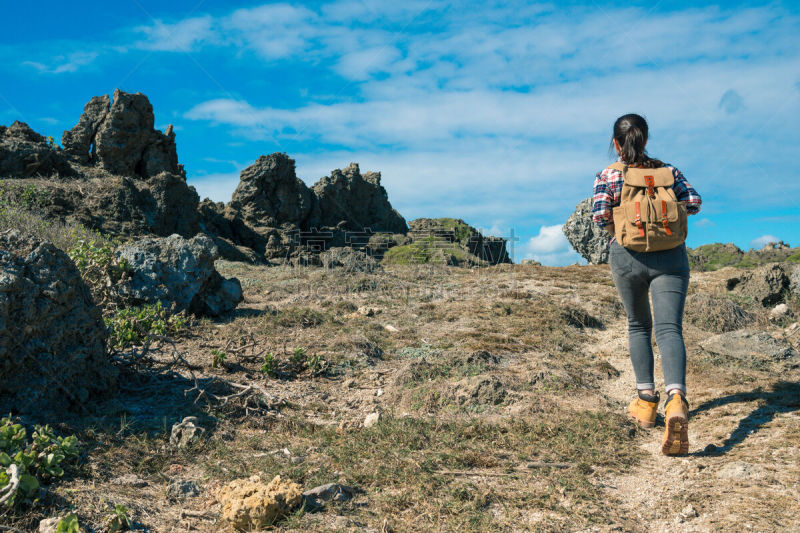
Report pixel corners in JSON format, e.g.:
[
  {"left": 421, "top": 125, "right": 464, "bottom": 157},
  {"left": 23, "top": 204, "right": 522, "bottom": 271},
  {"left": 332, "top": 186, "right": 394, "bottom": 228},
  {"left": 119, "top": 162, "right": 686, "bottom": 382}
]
[{"left": 661, "top": 414, "right": 689, "bottom": 455}]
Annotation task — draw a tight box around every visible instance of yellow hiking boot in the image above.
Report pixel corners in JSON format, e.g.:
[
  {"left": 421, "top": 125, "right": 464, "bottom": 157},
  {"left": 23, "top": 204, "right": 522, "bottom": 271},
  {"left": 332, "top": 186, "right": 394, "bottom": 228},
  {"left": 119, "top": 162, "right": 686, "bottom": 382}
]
[
  {"left": 627, "top": 391, "right": 659, "bottom": 428},
  {"left": 662, "top": 393, "right": 689, "bottom": 456}
]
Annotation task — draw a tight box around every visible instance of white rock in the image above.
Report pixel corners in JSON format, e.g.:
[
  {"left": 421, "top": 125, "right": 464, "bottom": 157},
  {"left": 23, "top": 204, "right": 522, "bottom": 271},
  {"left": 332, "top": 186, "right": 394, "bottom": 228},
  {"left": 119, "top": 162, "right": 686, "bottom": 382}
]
[
  {"left": 39, "top": 518, "right": 61, "bottom": 533},
  {"left": 384, "top": 324, "right": 399, "bottom": 333},
  {"left": 358, "top": 306, "right": 377, "bottom": 317},
  {"left": 679, "top": 504, "right": 698, "bottom": 520},
  {"left": 363, "top": 412, "right": 381, "bottom": 428},
  {"left": 770, "top": 303, "right": 790, "bottom": 319}
]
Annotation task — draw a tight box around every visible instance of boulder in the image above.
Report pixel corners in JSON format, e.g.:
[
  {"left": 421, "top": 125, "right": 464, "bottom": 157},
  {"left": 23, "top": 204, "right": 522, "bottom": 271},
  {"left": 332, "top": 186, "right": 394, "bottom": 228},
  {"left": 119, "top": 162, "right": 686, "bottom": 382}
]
[
  {"left": 700, "top": 330, "right": 797, "bottom": 362},
  {"left": 563, "top": 198, "right": 609, "bottom": 264},
  {"left": 218, "top": 475, "right": 303, "bottom": 530},
  {"left": 727, "top": 264, "right": 790, "bottom": 306},
  {"left": 228, "top": 153, "right": 314, "bottom": 230},
  {"left": 684, "top": 293, "right": 753, "bottom": 333},
  {"left": 62, "top": 89, "right": 183, "bottom": 178},
  {"left": 310, "top": 163, "right": 408, "bottom": 234},
  {"left": 0, "top": 230, "right": 116, "bottom": 415},
  {"left": 0, "top": 121, "right": 74, "bottom": 178},
  {"left": 114, "top": 234, "right": 242, "bottom": 317}
]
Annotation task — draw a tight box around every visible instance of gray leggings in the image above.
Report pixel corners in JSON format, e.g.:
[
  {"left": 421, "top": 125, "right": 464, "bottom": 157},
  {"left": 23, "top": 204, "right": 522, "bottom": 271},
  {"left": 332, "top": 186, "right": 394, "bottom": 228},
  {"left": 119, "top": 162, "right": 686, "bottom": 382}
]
[{"left": 609, "top": 241, "right": 690, "bottom": 394}]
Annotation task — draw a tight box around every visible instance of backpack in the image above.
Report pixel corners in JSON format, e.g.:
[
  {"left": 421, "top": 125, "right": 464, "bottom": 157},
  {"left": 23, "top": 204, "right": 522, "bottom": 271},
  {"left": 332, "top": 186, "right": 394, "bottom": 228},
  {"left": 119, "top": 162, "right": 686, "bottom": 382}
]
[{"left": 609, "top": 162, "right": 688, "bottom": 252}]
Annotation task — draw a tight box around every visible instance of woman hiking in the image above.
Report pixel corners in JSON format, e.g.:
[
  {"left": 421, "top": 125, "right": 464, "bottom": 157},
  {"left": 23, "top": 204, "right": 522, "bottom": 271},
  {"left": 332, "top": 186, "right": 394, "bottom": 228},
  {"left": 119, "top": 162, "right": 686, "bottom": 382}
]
[{"left": 591, "top": 113, "right": 702, "bottom": 455}]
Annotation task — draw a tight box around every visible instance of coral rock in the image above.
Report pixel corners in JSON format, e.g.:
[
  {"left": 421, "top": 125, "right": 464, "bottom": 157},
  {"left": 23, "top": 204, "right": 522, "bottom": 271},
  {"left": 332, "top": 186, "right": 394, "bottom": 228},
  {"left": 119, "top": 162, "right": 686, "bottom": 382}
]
[{"left": 218, "top": 475, "right": 303, "bottom": 530}]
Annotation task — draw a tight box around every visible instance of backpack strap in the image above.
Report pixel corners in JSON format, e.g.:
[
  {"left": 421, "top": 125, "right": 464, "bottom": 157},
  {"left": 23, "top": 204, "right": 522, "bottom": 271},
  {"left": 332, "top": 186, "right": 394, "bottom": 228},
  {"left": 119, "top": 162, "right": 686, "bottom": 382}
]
[{"left": 608, "top": 162, "right": 626, "bottom": 172}]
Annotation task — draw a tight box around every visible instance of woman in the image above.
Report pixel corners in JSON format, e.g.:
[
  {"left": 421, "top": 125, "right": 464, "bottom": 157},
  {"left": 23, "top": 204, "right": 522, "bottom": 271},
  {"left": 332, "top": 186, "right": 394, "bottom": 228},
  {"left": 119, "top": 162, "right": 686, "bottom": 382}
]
[{"left": 592, "top": 113, "right": 702, "bottom": 456}]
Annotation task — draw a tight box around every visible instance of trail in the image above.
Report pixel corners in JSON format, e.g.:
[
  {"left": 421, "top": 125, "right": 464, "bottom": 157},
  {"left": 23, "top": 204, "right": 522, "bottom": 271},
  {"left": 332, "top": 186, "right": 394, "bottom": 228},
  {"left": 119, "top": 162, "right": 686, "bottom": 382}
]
[{"left": 587, "top": 319, "right": 800, "bottom": 532}]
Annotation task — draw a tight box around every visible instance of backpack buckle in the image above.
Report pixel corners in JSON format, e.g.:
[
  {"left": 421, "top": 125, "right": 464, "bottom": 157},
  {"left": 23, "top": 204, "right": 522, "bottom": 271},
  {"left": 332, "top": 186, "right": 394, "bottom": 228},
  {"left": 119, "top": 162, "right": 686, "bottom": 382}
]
[{"left": 644, "top": 176, "right": 656, "bottom": 198}]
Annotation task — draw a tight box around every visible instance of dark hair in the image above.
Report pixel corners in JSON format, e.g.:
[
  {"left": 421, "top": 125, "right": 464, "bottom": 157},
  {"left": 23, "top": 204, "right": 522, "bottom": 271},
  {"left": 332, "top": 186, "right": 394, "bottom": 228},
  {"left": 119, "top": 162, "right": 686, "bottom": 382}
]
[{"left": 611, "top": 113, "right": 664, "bottom": 168}]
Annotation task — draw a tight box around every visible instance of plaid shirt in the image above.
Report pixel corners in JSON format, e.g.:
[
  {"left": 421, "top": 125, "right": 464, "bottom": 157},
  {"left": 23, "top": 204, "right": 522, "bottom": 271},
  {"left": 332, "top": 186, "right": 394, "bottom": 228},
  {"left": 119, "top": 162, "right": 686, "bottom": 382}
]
[{"left": 592, "top": 161, "right": 702, "bottom": 228}]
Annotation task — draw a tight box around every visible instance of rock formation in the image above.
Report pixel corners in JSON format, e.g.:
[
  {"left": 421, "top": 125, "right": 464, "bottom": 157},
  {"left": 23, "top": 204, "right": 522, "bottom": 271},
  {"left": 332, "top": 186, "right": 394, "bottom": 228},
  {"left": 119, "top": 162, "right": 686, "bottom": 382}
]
[
  {"left": 0, "top": 121, "right": 74, "bottom": 178},
  {"left": 228, "top": 153, "right": 313, "bottom": 230},
  {"left": 113, "top": 234, "right": 243, "bottom": 317},
  {"left": 310, "top": 163, "right": 408, "bottom": 234},
  {"left": 218, "top": 475, "right": 303, "bottom": 530},
  {"left": 726, "top": 263, "right": 794, "bottom": 307},
  {"left": 62, "top": 89, "right": 183, "bottom": 178},
  {"left": 0, "top": 230, "right": 116, "bottom": 415},
  {"left": 563, "top": 198, "right": 609, "bottom": 264}
]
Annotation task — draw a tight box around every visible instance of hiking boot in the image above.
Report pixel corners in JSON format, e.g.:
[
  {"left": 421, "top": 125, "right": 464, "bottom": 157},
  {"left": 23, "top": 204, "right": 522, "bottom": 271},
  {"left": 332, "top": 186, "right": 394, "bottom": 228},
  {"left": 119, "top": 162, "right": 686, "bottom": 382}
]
[
  {"left": 662, "top": 393, "right": 689, "bottom": 456},
  {"left": 627, "top": 391, "right": 659, "bottom": 428}
]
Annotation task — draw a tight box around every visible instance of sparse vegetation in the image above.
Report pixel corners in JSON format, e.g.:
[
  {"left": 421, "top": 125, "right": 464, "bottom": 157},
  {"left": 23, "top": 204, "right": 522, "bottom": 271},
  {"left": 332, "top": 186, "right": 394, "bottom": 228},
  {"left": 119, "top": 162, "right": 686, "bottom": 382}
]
[
  {"left": 105, "top": 301, "right": 188, "bottom": 350},
  {"left": 0, "top": 416, "right": 79, "bottom": 507}
]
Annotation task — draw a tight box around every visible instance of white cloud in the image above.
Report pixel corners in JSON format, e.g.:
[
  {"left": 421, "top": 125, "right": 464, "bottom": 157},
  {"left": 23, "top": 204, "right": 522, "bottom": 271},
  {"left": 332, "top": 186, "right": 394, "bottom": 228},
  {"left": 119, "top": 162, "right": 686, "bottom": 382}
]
[
  {"left": 522, "top": 225, "right": 583, "bottom": 266},
  {"left": 749, "top": 234, "right": 782, "bottom": 250},
  {"left": 133, "top": 16, "right": 216, "bottom": 51},
  {"left": 22, "top": 51, "right": 99, "bottom": 74}
]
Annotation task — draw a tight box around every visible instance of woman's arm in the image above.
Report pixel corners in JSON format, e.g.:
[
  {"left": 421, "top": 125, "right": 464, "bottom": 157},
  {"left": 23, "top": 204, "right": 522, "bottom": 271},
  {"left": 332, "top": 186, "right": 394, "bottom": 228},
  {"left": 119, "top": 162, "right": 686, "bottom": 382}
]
[{"left": 671, "top": 167, "right": 702, "bottom": 215}]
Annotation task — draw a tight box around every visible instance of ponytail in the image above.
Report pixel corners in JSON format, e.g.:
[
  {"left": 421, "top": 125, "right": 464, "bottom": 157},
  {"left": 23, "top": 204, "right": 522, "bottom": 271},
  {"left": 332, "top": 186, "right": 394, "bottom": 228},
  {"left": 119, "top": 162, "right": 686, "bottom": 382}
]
[{"left": 611, "top": 114, "right": 664, "bottom": 168}]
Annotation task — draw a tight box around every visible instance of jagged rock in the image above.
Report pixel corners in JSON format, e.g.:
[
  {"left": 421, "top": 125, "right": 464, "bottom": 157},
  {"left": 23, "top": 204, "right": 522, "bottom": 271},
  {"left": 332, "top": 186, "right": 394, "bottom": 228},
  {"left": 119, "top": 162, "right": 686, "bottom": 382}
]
[
  {"left": 228, "top": 153, "right": 313, "bottom": 230},
  {"left": 700, "top": 330, "right": 797, "bottom": 362},
  {"left": 114, "top": 234, "right": 242, "bottom": 317},
  {"left": 727, "top": 264, "right": 790, "bottom": 306},
  {"left": 61, "top": 95, "right": 110, "bottom": 163},
  {"left": 0, "top": 121, "right": 74, "bottom": 178},
  {"left": 0, "top": 230, "right": 116, "bottom": 415},
  {"left": 408, "top": 218, "right": 510, "bottom": 264},
  {"left": 62, "top": 89, "right": 182, "bottom": 178},
  {"left": 363, "top": 411, "right": 381, "bottom": 428},
  {"left": 169, "top": 416, "right": 205, "bottom": 448},
  {"left": 218, "top": 475, "right": 303, "bottom": 530},
  {"left": 311, "top": 163, "right": 408, "bottom": 234},
  {"left": 38, "top": 518, "right": 62, "bottom": 533},
  {"left": 563, "top": 198, "right": 609, "bottom": 264},
  {"left": 365, "top": 232, "right": 411, "bottom": 258}
]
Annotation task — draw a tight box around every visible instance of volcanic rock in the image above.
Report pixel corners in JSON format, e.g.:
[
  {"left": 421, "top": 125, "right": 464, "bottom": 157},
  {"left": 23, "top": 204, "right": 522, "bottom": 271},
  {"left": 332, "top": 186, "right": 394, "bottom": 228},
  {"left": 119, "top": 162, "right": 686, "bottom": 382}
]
[
  {"left": 311, "top": 163, "right": 408, "bottom": 234},
  {"left": 0, "top": 230, "right": 116, "bottom": 415},
  {"left": 228, "top": 153, "right": 313, "bottom": 230},
  {"left": 563, "top": 198, "right": 609, "bottom": 264},
  {"left": 62, "top": 89, "right": 182, "bottom": 178},
  {"left": 114, "top": 234, "right": 242, "bottom": 317},
  {"left": 0, "top": 121, "right": 74, "bottom": 178}
]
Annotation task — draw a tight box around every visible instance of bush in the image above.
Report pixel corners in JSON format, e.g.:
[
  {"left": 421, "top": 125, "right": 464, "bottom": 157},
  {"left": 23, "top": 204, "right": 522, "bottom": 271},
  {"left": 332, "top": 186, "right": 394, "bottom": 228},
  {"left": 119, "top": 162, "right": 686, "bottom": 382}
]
[
  {"left": 684, "top": 293, "right": 754, "bottom": 333},
  {"left": 0, "top": 416, "right": 79, "bottom": 507},
  {"left": 68, "top": 236, "right": 131, "bottom": 307},
  {"left": 105, "top": 302, "right": 188, "bottom": 350}
]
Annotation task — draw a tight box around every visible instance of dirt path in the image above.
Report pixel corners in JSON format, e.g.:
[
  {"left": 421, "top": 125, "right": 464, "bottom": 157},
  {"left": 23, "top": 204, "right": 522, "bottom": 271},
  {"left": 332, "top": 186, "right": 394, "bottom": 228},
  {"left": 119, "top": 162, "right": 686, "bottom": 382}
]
[{"left": 587, "top": 319, "right": 800, "bottom": 532}]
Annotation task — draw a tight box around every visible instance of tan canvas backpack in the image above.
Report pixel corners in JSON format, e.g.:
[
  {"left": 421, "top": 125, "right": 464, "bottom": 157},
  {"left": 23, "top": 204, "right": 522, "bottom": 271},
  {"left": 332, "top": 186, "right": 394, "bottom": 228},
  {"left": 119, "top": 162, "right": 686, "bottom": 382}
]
[{"left": 609, "top": 162, "right": 688, "bottom": 252}]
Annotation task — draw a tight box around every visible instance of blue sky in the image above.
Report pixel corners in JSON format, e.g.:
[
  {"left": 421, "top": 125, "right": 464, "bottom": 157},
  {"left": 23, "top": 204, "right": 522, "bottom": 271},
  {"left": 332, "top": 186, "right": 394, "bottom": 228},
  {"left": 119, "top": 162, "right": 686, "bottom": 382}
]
[{"left": 2, "top": 1, "right": 799, "bottom": 264}]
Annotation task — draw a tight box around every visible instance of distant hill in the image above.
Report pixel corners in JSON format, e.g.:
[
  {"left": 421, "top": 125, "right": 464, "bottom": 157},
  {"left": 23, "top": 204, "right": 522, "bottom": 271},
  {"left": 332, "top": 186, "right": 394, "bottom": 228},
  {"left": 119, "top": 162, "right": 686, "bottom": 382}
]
[{"left": 688, "top": 242, "right": 800, "bottom": 271}]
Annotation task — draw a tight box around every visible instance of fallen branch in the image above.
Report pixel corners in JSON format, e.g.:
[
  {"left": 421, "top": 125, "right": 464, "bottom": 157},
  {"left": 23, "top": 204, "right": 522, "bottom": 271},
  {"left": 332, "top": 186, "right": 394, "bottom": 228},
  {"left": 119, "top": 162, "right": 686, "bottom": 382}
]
[{"left": 0, "top": 465, "right": 20, "bottom": 506}]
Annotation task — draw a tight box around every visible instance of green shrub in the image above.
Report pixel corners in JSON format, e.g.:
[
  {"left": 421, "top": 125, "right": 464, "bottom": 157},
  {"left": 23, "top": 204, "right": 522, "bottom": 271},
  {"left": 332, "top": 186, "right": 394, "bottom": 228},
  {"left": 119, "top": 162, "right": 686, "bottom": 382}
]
[
  {"left": 261, "top": 352, "right": 278, "bottom": 377},
  {"left": 56, "top": 514, "right": 81, "bottom": 532},
  {"left": 0, "top": 416, "right": 79, "bottom": 507},
  {"left": 105, "top": 302, "right": 187, "bottom": 350},
  {"left": 106, "top": 503, "right": 132, "bottom": 532},
  {"left": 211, "top": 349, "right": 227, "bottom": 369}
]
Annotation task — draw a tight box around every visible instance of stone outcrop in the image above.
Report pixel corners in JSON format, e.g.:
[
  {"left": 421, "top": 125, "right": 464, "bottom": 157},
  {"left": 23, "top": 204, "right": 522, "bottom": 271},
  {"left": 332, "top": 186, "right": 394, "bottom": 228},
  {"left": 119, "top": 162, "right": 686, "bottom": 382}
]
[
  {"left": 311, "top": 163, "right": 408, "bottom": 234},
  {"left": 0, "top": 230, "right": 116, "bottom": 415},
  {"left": 62, "top": 89, "right": 182, "bottom": 178},
  {"left": 113, "top": 234, "right": 242, "bottom": 317},
  {"left": 563, "top": 198, "right": 609, "bottom": 264},
  {"left": 700, "top": 330, "right": 797, "bottom": 362},
  {"left": 228, "top": 153, "right": 314, "bottom": 230},
  {"left": 0, "top": 121, "right": 74, "bottom": 178},
  {"left": 727, "top": 264, "right": 791, "bottom": 307}
]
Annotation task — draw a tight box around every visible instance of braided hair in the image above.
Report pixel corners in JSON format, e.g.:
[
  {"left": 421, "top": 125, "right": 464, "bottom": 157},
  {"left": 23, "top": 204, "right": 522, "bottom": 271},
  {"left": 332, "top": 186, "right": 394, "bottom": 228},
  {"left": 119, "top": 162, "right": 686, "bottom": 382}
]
[{"left": 611, "top": 114, "right": 665, "bottom": 168}]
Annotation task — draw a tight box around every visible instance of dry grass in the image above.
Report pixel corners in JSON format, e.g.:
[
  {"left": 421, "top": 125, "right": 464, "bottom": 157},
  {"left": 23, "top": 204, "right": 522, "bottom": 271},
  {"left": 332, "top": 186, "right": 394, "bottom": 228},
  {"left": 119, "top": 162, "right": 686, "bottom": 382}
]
[{"left": 4, "top": 261, "right": 799, "bottom": 532}]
